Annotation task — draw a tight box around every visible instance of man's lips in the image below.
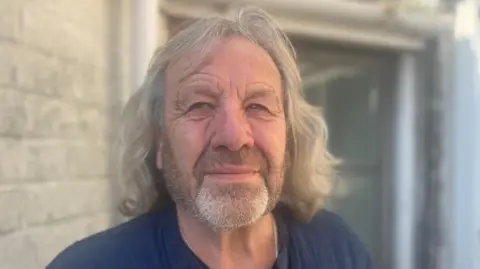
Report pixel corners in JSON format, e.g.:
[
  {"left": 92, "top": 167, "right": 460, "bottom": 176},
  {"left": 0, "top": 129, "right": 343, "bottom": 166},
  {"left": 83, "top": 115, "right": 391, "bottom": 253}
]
[{"left": 203, "top": 165, "right": 259, "bottom": 182}]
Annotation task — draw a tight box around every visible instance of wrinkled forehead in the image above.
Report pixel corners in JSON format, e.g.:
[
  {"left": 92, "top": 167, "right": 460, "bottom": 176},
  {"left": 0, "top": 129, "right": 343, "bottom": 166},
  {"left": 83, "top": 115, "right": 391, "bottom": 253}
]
[
  {"left": 164, "top": 36, "right": 222, "bottom": 86},
  {"left": 164, "top": 36, "right": 281, "bottom": 90}
]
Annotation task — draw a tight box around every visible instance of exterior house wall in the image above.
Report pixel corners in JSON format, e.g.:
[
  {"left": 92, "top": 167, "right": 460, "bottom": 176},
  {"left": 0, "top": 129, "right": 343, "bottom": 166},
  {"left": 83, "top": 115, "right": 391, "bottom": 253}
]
[{"left": 0, "top": 1, "right": 136, "bottom": 268}]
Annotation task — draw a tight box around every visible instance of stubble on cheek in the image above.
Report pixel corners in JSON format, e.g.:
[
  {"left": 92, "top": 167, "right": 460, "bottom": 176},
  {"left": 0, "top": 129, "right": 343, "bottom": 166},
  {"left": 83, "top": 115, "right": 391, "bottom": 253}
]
[{"left": 161, "top": 120, "right": 209, "bottom": 203}]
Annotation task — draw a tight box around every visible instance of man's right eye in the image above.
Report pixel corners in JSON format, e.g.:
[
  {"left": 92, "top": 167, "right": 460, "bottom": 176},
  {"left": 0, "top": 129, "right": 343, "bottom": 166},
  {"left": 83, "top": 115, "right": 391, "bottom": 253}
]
[
  {"left": 188, "top": 102, "right": 214, "bottom": 111},
  {"left": 186, "top": 102, "right": 215, "bottom": 118}
]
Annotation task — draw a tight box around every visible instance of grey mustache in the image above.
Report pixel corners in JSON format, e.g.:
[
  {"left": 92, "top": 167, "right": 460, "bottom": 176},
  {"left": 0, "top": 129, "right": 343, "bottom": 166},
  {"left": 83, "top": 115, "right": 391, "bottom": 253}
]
[{"left": 194, "top": 147, "right": 269, "bottom": 184}]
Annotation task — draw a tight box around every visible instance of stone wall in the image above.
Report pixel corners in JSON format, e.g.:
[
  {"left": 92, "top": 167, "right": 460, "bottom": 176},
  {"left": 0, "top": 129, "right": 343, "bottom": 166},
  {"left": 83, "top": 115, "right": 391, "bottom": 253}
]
[{"left": 0, "top": 1, "right": 134, "bottom": 268}]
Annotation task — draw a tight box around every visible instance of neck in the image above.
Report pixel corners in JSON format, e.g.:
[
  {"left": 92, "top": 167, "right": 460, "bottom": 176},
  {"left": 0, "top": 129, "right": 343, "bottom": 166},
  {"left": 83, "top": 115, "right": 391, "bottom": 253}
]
[{"left": 176, "top": 206, "right": 277, "bottom": 269}]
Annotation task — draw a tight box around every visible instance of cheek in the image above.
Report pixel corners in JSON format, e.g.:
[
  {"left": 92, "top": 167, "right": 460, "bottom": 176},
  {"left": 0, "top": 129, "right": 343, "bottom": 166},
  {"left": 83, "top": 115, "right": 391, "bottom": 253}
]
[
  {"left": 251, "top": 120, "right": 287, "bottom": 168},
  {"left": 167, "top": 121, "right": 207, "bottom": 174}
]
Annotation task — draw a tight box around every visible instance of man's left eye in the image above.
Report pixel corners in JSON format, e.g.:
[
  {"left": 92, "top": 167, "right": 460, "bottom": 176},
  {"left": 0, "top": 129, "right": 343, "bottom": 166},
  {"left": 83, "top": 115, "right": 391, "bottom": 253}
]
[{"left": 246, "top": 103, "right": 268, "bottom": 111}]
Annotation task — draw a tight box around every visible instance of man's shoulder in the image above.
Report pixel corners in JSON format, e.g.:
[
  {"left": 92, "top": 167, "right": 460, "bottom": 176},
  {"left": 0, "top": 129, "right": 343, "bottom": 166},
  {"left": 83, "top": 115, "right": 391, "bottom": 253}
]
[
  {"left": 278, "top": 205, "right": 357, "bottom": 237},
  {"left": 300, "top": 209, "right": 359, "bottom": 237},
  {"left": 46, "top": 209, "right": 174, "bottom": 269},
  {"left": 280, "top": 207, "right": 375, "bottom": 268}
]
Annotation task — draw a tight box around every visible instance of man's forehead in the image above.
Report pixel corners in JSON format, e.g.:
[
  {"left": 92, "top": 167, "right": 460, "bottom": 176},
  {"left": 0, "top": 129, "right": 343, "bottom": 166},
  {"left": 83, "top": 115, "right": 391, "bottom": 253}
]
[
  {"left": 165, "top": 37, "right": 280, "bottom": 87},
  {"left": 165, "top": 52, "right": 213, "bottom": 85}
]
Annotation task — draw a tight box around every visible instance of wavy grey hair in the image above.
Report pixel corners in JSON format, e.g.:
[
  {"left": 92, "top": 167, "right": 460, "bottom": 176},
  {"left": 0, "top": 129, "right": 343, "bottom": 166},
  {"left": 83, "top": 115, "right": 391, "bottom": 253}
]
[{"left": 118, "top": 6, "right": 338, "bottom": 222}]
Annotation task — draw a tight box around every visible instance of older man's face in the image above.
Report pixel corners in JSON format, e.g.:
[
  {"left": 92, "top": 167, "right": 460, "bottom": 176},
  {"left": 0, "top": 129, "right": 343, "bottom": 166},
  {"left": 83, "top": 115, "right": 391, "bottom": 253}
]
[{"left": 159, "top": 37, "right": 287, "bottom": 231}]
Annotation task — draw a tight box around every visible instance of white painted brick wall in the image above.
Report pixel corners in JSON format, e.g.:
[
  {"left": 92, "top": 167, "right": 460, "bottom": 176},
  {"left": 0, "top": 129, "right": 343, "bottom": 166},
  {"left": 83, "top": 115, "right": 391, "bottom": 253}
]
[{"left": 0, "top": 0, "right": 137, "bottom": 268}]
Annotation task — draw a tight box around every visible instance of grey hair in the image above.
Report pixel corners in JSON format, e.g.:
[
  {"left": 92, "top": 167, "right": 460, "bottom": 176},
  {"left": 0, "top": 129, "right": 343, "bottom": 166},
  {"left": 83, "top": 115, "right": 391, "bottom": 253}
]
[{"left": 118, "top": 6, "right": 339, "bottom": 221}]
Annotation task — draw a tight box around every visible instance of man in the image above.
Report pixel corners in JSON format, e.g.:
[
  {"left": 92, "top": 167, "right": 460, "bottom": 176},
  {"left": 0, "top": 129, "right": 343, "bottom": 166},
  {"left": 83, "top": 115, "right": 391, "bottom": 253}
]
[{"left": 47, "top": 7, "right": 374, "bottom": 269}]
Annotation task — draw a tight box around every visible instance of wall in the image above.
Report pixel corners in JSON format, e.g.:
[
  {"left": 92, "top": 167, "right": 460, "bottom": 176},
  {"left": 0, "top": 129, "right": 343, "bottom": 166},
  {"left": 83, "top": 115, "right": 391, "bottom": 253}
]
[{"left": 0, "top": 0, "right": 133, "bottom": 268}]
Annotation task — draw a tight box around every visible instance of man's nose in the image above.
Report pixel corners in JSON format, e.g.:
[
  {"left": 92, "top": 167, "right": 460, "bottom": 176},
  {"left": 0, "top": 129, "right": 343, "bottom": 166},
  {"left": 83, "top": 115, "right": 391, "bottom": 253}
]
[{"left": 210, "top": 104, "right": 254, "bottom": 151}]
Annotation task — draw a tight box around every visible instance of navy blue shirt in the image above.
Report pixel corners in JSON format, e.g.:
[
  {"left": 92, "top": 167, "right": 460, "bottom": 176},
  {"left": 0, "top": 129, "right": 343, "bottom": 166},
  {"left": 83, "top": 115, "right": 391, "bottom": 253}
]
[{"left": 47, "top": 204, "right": 374, "bottom": 269}]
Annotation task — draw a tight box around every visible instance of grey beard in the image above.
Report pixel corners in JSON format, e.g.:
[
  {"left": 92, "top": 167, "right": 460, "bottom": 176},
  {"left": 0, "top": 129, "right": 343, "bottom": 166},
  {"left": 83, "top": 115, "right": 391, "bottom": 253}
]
[{"left": 160, "top": 136, "right": 284, "bottom": 231}]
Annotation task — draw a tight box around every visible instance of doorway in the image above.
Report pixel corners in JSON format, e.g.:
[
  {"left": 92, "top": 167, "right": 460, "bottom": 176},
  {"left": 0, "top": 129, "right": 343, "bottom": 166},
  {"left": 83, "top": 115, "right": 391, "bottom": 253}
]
[{"left": 294, "top": 39, "right": 397, "bottom": 267}]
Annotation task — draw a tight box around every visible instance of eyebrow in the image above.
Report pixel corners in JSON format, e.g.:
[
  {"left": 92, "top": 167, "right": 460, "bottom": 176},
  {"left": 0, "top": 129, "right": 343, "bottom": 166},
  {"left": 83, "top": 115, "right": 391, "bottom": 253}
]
[
  {"left": 175, "top": 80, "right": 221, "bottom": 107},
  {"left": 176, "top": 79, "right": 281, "bottom": 105},
  {"left": 244, "top": 84, "right": 280, "bottom": 100},
  {"left": 187, "top": 87, "right": 220, "bottom": 99}
]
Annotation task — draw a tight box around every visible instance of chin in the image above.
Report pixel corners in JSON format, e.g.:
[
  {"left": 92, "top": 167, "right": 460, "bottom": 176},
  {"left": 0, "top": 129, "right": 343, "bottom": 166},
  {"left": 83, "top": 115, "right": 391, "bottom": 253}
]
[{"left": 194, "top": 185, "right": 270, "bottom": 232}]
